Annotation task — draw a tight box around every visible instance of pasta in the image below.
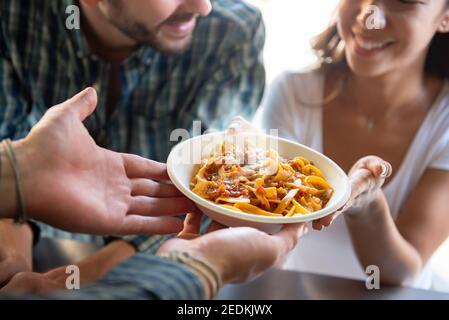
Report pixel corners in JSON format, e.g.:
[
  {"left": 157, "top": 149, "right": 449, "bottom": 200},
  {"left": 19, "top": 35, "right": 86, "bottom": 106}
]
[{"left": 190, "top": 141, "right": 334, "bottom": 217}]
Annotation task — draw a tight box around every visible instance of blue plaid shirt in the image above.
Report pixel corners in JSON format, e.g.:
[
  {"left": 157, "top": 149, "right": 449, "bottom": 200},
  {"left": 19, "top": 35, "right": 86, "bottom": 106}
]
[
  {"left": 3, "top": 253, "right": 206, "bottom": 300},
  {"left": 0, "top": 0, "right": 265, "bottom": 249}
]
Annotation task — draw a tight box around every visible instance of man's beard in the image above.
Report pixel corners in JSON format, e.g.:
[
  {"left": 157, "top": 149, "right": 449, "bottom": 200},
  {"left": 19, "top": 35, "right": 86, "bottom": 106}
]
[{"left": 107, "top": 4, "right": 196, "bottom": 54}]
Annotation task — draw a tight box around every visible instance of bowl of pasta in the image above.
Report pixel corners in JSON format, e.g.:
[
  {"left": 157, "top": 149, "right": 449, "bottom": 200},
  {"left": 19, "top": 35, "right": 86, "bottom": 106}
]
[{"left": 167, "top": 132, "right": 351, "bottom": 233}]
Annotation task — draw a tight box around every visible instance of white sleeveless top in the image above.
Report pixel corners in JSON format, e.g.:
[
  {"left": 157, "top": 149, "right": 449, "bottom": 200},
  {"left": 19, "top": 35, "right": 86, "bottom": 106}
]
[{"left": 255, "top": 70, "right": 449, "bottom": 289}]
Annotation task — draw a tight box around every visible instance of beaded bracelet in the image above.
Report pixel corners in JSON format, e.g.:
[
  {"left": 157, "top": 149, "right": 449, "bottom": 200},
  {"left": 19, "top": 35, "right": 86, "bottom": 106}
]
[{"left": 159, "top": 251, "right": 222, "bottom": 298}]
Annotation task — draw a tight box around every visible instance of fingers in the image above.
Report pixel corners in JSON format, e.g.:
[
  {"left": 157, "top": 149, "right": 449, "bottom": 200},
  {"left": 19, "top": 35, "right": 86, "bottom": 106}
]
[
  {"left": 129, "top": 196, "right": 197, "bottom": 217},
  {"left": 179, "top": 213, "right": 203, "bottom": 237},
  {"left": 226, "top": 116, "right": 260, "bottom": 135},
  {"left": 312, "top": 214, "right": 335, "bottom": 231},
  {"left": 349, "top": 156, "right": 392, "bottom": 179},
  {"left": 131, "top": 179, "right": 183, "bottom": 198},
  {"left": 272, "top": 223, "right": 308, "bottom": 256},
  {"left": 348, "top": 168, "right": 375, "bottom": 200},
  {"left": 361, "top": 157, "right": 392, "bottom": 178},
  {"left": 60, "top": 87, "right": 98, "bottom": 121},
  {"left": 0, "top": 272, "right": 63, "bottom": 295},
  {"left": 122, "top": 154, "right": 170, "bottom": 180},
  {"left": 0, "top": 262, "right": 18, "bottom": 288},
  {"left": 119, "top": 215, "right": 184, "bottom": 235}
]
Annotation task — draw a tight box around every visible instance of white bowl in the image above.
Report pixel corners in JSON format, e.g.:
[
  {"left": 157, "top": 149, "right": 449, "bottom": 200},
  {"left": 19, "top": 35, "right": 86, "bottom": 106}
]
[{"left": 167, "top": 132, "right": 351, "bottom": 233}]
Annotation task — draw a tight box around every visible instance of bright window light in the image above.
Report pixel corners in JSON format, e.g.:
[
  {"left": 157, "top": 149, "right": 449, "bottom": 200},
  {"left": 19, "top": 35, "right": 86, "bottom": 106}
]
[{"left": 247, "top": 0, "right": 339, "bottom": 82}]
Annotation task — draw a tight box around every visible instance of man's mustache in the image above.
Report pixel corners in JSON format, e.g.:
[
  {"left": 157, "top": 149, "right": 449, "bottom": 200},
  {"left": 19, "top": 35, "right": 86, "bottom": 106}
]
[{"left": 163, "top": 13, "right": 197, "bottom": 25}]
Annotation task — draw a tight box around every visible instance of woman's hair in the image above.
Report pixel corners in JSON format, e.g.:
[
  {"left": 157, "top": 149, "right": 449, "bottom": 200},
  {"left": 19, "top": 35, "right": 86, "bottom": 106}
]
[{"left": 312, "top": 3, "right": 449, "bottom": 80}]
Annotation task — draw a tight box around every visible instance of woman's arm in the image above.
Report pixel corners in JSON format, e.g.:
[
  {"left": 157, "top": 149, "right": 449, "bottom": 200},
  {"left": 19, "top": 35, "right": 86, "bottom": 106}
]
[{"left": 345, "top": 169, "right": 449, "bottom": 286}]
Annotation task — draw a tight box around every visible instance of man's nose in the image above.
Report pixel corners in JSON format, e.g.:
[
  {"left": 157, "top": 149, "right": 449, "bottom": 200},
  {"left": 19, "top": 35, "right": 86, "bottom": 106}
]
[{"left": 183, "top": 0, "right": 212, "bottom": 17}]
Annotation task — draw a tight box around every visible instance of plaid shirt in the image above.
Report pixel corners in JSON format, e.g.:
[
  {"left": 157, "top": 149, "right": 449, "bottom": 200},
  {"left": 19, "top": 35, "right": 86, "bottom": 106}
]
[
  {"left": 0, "top": 0, "right": 265, "bottom": 247},
  {"left": 3, "top": 253, "right": 206, "bottom": 300}
]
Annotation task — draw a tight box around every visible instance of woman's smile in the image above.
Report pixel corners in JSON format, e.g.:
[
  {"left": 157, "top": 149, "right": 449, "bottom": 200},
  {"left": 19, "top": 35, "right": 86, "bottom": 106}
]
[{"left": 351, "top": 32, "right": 396, "bottom": 58}]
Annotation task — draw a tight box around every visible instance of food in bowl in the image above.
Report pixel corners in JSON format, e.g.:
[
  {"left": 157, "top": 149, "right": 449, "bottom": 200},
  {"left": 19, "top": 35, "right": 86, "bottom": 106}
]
[{"left": 190, "top": 141, "right": 334, "bottom": 218}]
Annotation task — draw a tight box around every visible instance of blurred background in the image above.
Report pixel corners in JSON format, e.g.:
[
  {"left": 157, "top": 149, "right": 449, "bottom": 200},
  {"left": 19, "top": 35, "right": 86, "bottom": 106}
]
[
  {"left": 247, "top": 0, "right": 338, "bottom": 82},
  {"left": 247, "top": 0, "right": 449, "bottom": 292}
]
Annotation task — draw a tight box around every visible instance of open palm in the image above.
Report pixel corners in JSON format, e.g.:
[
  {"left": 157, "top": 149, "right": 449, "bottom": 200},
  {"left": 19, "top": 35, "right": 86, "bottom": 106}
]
[{"left": 16, "top": 88, "right": 195, "bottom": 235}]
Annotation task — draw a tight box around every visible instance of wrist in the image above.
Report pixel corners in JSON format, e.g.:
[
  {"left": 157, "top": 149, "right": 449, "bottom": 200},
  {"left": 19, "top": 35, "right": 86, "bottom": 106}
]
[
  {"left": 2, "top": 137, "right": 42, "bottom": 222},
  {"left": 345, "top": 189, "right": 384, "bottom": 220},
  {"left": 0, "top": 143, "right": 18, "bottom": 219},
  {"left": 157, "top": 250, "right": 222, "bottom": 300}
]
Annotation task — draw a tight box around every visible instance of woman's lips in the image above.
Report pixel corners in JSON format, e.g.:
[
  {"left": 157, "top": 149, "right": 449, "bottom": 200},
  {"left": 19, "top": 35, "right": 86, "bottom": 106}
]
[
  {"left": 162, "top": 19, "right": 196, "bottom": 39},
  {"left": 352, "top": 33, "right": 395, "bottom": 57}
]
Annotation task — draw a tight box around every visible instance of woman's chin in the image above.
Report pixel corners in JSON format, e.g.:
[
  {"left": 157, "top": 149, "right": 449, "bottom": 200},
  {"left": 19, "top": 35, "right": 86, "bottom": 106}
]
[{"left": 346, "top": 59, "right": 390, "bottom": 78}]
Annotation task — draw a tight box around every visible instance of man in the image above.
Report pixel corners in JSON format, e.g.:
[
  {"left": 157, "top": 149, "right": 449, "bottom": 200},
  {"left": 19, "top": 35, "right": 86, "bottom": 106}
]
[
  {"left": 0, "top": 87, "right": 306, "bottom": 299},
  {"left": 0, "top": 0, "right": 265, "bottom": 290}
]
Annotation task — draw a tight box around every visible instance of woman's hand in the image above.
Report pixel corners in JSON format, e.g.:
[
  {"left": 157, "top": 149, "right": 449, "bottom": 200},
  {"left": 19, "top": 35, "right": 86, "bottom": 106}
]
[
  {"left": 226, "top": 116, "right": 260, "bottom": 135},
  {"left": 158, "top": 213, "right": 308, "bottom": 298},
  {"left": 10, "top": 88, "right": 197, "bottom": 235},
  {"left": 312, "top": 155, "right": 392, "bottom": 230}
]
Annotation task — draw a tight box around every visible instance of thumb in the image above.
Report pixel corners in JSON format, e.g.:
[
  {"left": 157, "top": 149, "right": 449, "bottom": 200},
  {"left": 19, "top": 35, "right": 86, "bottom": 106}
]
[
  {"left": 273, "top": 223, "right": 308, "bottom": 255},
  {"left": 62, "top": 87, "right": 98, "bottom": 121}
]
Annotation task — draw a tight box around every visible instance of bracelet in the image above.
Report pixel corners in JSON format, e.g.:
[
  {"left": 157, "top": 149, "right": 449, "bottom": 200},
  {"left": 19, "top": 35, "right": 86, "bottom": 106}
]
[
  {"left": 2, "top": 139, "right": 27, "bottom": 224},
  {"left": 159, "top": 251, "right": 222, "bottom": 298}
]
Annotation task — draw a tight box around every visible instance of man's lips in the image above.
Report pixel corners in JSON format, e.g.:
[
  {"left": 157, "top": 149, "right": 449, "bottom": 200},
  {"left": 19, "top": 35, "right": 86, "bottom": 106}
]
[{"left": 161, "top": 18, "right": 196, "bottom": 39}]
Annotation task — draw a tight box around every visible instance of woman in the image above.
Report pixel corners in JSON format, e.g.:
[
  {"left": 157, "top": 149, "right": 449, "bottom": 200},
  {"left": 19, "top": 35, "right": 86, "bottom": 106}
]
[{"left": 256, "top": 0, "right": 449, "bottom": 288}]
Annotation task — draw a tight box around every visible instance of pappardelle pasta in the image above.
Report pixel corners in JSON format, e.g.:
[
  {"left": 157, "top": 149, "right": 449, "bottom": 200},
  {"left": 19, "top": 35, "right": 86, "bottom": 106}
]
[{"left": 190, "top": 141, "right": 334, "bottom": 217}]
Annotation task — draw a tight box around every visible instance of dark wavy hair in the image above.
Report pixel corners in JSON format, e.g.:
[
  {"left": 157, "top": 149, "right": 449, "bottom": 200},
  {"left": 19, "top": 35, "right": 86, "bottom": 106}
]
[{"left": 313, "top": 2, "right": 449, "bottom": 81}]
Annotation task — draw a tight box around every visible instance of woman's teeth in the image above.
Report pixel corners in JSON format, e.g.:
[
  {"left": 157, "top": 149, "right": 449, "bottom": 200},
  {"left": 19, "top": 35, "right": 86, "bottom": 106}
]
[{"left": 355, "top": 37, "right": 392, "bottom": 50}]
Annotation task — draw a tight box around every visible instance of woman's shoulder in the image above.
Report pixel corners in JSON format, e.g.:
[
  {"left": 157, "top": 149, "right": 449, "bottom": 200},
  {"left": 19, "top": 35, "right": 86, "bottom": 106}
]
[
  {"left": 269, "top": 67, "right": 326, "bottom": 108},
  {"left": 429, "top": 80, "right": 449, "bottom": 127},
  {"left": 273, "top": 68, "right": 325, "bottom": 92},
  {"left": 423, "top": 79, "right": 449, "bottom": 171}
]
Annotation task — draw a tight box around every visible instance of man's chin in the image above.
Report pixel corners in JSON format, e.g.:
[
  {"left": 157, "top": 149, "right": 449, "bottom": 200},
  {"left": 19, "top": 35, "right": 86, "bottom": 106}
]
[{"left": 147, "top": 36, "right": 193, "bottom": 55}]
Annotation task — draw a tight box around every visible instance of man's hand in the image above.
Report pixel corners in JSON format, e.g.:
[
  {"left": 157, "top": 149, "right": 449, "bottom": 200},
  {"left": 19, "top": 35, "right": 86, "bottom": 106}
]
[
  {"left": 0, "top": 220, "right": 33, "bottom": 288},
  {"left": 158, "top": 213, "right": 308, "bottom": 291},
  {"left": 13, "top": 88, "right": 197, "bottom": 235}
]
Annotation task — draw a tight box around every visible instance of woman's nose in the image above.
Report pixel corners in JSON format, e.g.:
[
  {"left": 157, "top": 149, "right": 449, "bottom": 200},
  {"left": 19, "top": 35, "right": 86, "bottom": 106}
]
[{"left": 357, "top": 1, "right": 387, "bottom": 30}]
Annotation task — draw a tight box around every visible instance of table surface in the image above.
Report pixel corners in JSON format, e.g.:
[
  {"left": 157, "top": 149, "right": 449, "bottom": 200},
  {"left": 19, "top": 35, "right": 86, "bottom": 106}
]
[{"left": 33, "top": 238, "right": 449, "bottom": 300}]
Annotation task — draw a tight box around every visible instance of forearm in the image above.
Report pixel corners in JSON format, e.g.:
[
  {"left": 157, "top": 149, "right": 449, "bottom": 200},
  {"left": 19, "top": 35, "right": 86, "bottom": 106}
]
[
  {"left": 60, "top": 240, "right": 137, "bottom": 285},
  {"left": 37, "top": 240, "right": 137, "bottom": 293},
  {"left": 344, "top": 190, "right": 422, "bottom": 286},
  {"left": 74, "top": 239, "right": 211, "bottom": 298},
  {"left": 46, "top": 254, "right": 206, "bottom": 300}
]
